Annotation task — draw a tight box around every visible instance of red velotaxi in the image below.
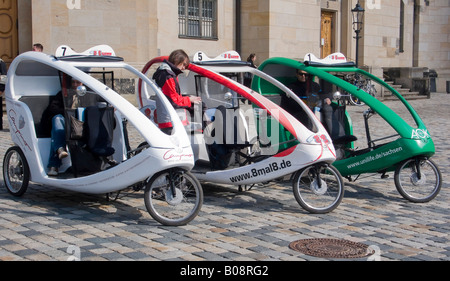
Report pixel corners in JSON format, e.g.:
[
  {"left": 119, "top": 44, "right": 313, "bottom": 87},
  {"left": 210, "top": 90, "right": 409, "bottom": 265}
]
[{"left": 139, "top": 51, "right": 345, "bottom": 214}]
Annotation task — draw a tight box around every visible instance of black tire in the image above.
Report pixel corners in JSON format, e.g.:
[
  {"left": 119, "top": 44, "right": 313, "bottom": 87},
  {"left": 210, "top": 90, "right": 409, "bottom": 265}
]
[
  {"left": 394, "top": 158, "right": 441, "bottom": 203},
  {"left": 292, "top": 164, "right": 344, "bottom": 214},
  {"left": 348, "top": 94, "right": 365, "bottom": 106},
  {"left": 367, "top": 84, "right": 377, "bottom": 98},
  {"left": 3, "top": 147, "right": 30, "bottom": 197},
  {"left": 144, "top": 170, "right": 203, "bottom": 226}
]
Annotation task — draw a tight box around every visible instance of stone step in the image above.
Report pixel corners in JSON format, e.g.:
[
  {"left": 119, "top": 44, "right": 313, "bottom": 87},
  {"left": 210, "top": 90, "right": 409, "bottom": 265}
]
[
  {"left": 381, "top": 91, "right": 428, "bottom": 101},
  {"left": 384, "top": 80, "right": 408, "bottom": 90},
  {"left": 382, "top": 95, "right": 428, "bottom": 101},
  {"left": 397, "top": 89, "right": 415, "bottom": 95},
  {"left": 390, "top": 84, "right": 403, "bottom": 90},
  {"left": 381, "top": 80, "right": 427, "bottom": 101}
]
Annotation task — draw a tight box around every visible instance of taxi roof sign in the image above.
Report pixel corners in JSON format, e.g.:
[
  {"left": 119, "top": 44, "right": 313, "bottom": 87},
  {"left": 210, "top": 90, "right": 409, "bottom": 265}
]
[
  {"left": 304, "top": 52, "right": 347, "bottom": 64},
  {"left": 303, "top": 52, "right": 355, "bottom": 67},
  {"left": 193, "top": 51, "right": 241, "bottom": 63},
  {"left": 56, "top": 45, "right": 116, "bottom": 58}
]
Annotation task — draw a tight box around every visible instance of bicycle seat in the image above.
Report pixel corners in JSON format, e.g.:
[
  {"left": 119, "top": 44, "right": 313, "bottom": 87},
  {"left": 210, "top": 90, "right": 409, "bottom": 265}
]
[{"left": 333, "top": 135, "right": 357, "bottom": 145}]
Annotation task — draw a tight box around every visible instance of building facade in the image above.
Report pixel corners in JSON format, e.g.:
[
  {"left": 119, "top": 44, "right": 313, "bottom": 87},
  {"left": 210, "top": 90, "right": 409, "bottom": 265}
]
[{"left": 1, "top": 0, "right": 448, "bottom": 91}]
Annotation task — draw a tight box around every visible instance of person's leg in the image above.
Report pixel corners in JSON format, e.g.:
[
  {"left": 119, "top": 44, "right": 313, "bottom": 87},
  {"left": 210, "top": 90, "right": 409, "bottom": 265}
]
[
  {"left": 0, "top": 94, "right": 3, "bottom": 130},
  {"left": 48, "top": 115, "right": 67, "bottom": 171},
  {"left": 321, "top": 104, "right": 333, "bottom": 136},
  {"left": 161, "top": 127, "right": 173, "bottom": 135}
]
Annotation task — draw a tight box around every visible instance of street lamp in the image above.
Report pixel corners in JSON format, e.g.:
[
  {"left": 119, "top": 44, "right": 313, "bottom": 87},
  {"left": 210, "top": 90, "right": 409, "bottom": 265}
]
[{"left": 352, "top": 2, "right": 365, "bottom": 67}]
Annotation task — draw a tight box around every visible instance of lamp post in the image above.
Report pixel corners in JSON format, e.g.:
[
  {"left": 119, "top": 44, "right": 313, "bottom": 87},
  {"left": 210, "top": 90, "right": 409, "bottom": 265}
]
[{"left": 352, "top": 2, "right": 365, "bottom": 68}]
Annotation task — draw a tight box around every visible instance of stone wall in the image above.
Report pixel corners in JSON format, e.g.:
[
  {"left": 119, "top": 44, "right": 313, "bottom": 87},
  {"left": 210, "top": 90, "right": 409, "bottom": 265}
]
[
  {"left": 414, "top": 0, "right": 450, "bottom": 92},
  {"left": 29, "top": 0, "right": 235, "bottom": 70},
  {"left": 24, "top": 0, "right": 450, "bottom": 92},
  {"left": 240, "top": 0, "right": 326, "bottom": 64}
]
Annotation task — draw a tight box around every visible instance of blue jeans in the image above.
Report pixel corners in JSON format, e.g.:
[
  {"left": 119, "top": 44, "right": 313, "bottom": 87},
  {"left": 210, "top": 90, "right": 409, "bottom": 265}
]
[{"left": 48, "top": 114, "right": 66, "bottom": 168}]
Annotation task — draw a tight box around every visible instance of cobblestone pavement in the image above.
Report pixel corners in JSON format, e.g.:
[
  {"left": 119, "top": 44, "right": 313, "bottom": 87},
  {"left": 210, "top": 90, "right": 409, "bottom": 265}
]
[{"left": 0, "top": 93, "right": 448, "bottom": 262}]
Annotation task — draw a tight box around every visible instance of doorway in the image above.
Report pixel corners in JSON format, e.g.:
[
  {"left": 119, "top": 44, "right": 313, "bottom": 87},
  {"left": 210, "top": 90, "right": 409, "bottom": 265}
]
[
  {"left": 0, "top": 0, "right": 18, "bottom": 66},
  {"left": 320, "top": 11, "right": 335, "bottom": 59}
]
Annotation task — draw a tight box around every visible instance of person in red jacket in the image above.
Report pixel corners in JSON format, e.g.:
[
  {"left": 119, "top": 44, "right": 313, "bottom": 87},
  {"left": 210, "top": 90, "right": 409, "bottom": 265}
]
[{"left": 153, "top": 49, "right": 201, "bottom": 133}]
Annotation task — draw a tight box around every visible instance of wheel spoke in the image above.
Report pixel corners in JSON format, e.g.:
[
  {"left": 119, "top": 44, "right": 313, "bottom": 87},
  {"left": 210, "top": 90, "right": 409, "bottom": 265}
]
[
  {"left": 293, "top": 164, "right": 344, "bottom": 214},
  {"left": 395, "top": 159, "right": 441, "bottom": 203},
  {"left": 3, "top": 147, "right": 30, "bottom": 197},
  {"left": 145, "top": 171, "right": 203, "bottom": 226}
]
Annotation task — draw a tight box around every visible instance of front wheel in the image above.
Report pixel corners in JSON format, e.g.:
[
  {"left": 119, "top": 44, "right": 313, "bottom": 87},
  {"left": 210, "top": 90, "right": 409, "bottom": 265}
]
[
  {"left": 144, "top": 170, "right": 203, "bottom": 226},
  {"left": 292, "top": 164, "right": 344, "bottom": 214},
  {"left": 394, "top": 158, "right": 441, "bottom": 203},
  {"left": 3, "top": 147, "right": 30, "bottom": 197}
]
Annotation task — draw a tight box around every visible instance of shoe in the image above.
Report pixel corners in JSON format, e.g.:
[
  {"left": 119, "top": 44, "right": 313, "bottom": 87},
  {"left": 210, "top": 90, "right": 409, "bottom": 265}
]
[
  {"left": 48, "top": 167, "right": 58, "bottom": 176},
  {"left": 57, "top": 147, "right": 69, "bottom": 160}
]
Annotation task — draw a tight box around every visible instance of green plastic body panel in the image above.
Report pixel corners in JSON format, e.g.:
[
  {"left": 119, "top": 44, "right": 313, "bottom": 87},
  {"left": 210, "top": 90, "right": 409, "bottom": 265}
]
[{"left": 254, "top": 57, "right": 436, "bottom": 176}]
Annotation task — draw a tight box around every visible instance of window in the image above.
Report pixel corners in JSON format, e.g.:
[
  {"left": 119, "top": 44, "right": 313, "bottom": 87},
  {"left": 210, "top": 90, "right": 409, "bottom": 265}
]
[{"left": 179, "top": 0, "right": 218, "bottom": 40}]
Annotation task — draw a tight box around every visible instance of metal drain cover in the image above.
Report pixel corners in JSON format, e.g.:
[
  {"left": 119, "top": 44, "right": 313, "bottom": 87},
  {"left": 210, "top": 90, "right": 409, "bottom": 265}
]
[{"left": 289, "top": 238, "right": 374, "bottom": 259}]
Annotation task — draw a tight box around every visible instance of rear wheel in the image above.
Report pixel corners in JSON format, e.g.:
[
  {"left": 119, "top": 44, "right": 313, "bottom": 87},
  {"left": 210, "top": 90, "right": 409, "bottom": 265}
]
[
  {"left": 394, "top": 158, "right": 441, "bottom": 203},
  {"left": 144, "top": 170, "right": 203, "bottom": 226},
  {"left": 3, "top": 147, "right": 30, "bottom": 197},
  {"left": 292, "top": 164, "right": 344, "bottom": 214},
  {"left": 348, "top": 94, "right": 365, "bottom": 106}
]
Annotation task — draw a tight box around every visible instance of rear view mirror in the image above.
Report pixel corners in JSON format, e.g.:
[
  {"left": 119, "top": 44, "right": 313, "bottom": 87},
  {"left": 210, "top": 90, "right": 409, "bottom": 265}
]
[
  {"left": 333, "top": 91, "right": 342, "bottom": 100},
  {"left": 76, "top": 85, "right": 87, "bottom": 97},
  {"left": 224, "top": 92, "right": 233, "bottom": 101}
]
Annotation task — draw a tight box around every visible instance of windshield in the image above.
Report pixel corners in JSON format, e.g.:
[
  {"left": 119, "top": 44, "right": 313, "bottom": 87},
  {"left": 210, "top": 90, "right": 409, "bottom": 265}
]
[
  {"left": 194, "top": 75, "right": 240, "bottom": 109},
  {"left": 325, "top": 70, "right": 419, "bottom": 129},
  {"left": 257, "top": 59, "right": 426, "bottom": 140}
]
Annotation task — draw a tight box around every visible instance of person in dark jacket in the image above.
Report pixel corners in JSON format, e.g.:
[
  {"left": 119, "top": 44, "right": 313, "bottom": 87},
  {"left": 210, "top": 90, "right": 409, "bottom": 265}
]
[
  {"left": 45, "top": 79, "right": 83, "bottom": 176},
  {"left": 0, "top": 58, "right": 7, "bottom": 130},
  {"left": 244, "top": 53, "right": 257, "bottom": 88},
  {"left": 282, "top": 70, "right": 333, "bottom": 132},
  {"left": 0, "top": 58, "right": 6, "bottom": 88},
  {"left": 152, "top": 49, "right": 201, "bottom": 134}
]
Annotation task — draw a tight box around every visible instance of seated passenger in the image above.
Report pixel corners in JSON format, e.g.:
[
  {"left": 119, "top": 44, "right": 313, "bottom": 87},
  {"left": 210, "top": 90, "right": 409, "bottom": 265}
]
[
  {"left": 282, "top": 70, "right": 332, "bottom": 133},
  {"left": 44, "top": 79, "right": 82, "bottom": 176}
]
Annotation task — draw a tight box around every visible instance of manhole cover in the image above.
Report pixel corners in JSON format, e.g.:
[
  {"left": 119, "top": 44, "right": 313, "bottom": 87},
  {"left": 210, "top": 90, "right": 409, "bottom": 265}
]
[{"left": 289, "top": 238, "right": 375, "bottom": 259}]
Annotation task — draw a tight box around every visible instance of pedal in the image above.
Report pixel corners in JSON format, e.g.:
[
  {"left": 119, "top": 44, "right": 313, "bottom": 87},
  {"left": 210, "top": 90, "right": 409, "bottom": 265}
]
[
  {"left": 238, "top": 184, "right": 255, "bottom": 192},
  {"left": 108, "top": 159, "right": 119, "bottom": 166}
]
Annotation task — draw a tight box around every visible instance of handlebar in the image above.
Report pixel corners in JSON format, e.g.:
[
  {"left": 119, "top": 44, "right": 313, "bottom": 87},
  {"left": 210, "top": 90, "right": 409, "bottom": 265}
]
[{"left": 363, "top": 108, "right": 375, "bottom": 116}]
